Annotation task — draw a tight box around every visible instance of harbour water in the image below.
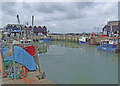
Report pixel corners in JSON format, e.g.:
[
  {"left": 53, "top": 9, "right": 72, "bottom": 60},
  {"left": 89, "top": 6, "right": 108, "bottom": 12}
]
[{"left": 35, "top": 41, "right": 118, "bottom": 84}]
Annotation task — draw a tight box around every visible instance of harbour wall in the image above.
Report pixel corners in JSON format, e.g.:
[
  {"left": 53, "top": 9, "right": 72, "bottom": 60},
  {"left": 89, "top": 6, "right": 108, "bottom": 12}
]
[{"left": 10, "top": 35, "right": 108, "bottom": 45}]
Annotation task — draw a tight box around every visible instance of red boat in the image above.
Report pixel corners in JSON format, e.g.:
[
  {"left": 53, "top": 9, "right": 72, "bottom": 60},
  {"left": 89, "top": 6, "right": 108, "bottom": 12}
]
[{"left": 23, "top": 45, "right": 37, "bottom": 57}]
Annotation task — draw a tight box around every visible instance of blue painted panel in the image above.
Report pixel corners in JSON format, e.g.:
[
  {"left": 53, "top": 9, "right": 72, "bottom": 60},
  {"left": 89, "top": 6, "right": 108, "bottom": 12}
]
[{"left": 3, "top": 46, "right": 36, "bottom": 71}]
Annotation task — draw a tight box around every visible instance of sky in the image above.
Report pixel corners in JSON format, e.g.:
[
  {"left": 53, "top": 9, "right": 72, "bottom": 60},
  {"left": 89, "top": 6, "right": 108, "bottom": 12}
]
[{"left": 1, "top": 1, "right": 118, "bottom": 33}]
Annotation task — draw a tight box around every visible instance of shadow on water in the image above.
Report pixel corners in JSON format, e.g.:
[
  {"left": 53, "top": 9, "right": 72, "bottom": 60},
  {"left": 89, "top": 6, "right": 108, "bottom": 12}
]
[{"left": 34, "top": 41, "right": 118, "bottom": 84}]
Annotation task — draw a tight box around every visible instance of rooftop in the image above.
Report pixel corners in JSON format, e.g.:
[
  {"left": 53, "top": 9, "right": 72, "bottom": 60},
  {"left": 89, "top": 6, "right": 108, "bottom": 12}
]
[{"left": 107, "top": 21, "right": 119, "bottom": 26}]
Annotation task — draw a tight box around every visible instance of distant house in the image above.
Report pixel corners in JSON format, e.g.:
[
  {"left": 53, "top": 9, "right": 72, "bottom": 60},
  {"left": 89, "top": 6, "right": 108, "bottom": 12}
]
[
  {"left": 33, "top": 26, "right": 38, "bottom": 35},
  {"left": 41, "top": 26, "right": 47, "bottom": 36},
  {"left": 102, "top": 21, "right": 119, "bottom": 36},
  {"left": 3, "top": 24, "right": 25, "bottom": 36},
  {"left": 4, "top": 24, "right": 48, "bottom": 36}
]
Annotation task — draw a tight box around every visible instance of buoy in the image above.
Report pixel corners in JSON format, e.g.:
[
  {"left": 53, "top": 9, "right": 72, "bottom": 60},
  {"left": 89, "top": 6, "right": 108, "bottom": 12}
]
[
  {"left": 113, "top": 42, "right": 116, "bottom": 47},
  {"left": 91, "top": 42, "right": 93, "bottom": 45}
]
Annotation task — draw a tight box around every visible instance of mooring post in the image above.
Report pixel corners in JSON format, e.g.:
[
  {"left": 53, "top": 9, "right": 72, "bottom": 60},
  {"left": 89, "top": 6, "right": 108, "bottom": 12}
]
[
  {"left": 36, "top": 46, "right": 42, "bottom": 79},
  {"left": 12, "top": 44, "right": 16, "bottom": 79}
]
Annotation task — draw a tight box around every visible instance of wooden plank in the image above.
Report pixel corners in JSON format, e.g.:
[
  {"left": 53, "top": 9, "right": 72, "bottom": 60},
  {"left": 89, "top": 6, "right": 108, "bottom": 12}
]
[{"left": 0, "top": 53, "right": 2, "bottom": 75}]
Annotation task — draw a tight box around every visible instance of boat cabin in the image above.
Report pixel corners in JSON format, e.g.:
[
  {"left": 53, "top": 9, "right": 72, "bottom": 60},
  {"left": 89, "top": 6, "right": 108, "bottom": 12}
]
[
  {"left": 79, "top": 37, "right": 90, "bottom": 42},
  {"left": 100, "top": 37, "right": 119, "bottom": 48},
  {"left": 20, "top": 39, "right": 32, "bottom": 44}
]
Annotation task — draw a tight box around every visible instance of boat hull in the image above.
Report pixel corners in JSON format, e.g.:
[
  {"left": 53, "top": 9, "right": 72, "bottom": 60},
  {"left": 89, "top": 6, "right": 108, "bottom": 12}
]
[
  {"left": 79, "top": 41, "right": 90, "bottom": 46},
  {"left": 90, "top": 42, "right": 99, "bottom": 45},
  {"left": 24, "top": 45, "right": 36, "bottom": 56},
  {"left": 39, "top": 38, "right": 51, "bottom": 42},
  {"left": 43, "top": 38, "right": 51, "bottom": 42},
  {"left": 39, "top": 40, "right": 44, "bottom": 42}
]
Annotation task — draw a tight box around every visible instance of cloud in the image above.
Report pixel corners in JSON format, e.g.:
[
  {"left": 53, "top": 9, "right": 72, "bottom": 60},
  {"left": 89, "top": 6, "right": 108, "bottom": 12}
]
[
  {"left": 1, "top": 2, "right": 118, "bottom": 33},
  {"left": 2, "top": 2, "right": 16, "bottom": 16},
  {"left": 51, "top": 23, "right": 56, "bottom": 27}
]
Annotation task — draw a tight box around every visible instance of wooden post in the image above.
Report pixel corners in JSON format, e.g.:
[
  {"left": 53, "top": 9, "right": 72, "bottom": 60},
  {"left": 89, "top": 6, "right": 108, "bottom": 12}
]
[
  {"left": 36, "top": 46, "right": 42, "bottom": 79},
  {"left": 12, "top": 44, "right": 16, "bottom": 79},
  {"left": 0, "top": 43, "right": 3, "bottom": 81}
]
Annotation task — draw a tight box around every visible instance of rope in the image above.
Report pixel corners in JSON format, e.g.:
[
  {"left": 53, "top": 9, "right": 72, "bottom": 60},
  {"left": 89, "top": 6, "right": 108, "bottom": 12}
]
[
  {"left": 20, "top": 75, "right": 37, "bottom": 83},
  {"left": 20, "top": 66, "right": 37, "bottom": 83}
]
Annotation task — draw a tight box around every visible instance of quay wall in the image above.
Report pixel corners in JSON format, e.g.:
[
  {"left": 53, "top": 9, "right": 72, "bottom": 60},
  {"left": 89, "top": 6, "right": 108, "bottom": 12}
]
[
  {"left": 9, "top": 35, "right": 108, "bottom": 45},
  {"left": 48, "top": 35, "right": 108, "bottom": 44}
]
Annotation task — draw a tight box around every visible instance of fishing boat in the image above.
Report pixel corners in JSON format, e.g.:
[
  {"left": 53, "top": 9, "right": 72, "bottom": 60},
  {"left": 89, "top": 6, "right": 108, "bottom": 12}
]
[
  {"left": 39, "top": 38, "right": 51, "bottom": 42},
  {"left": 0, "top": 15, "right": 56, "bottom": 85},
  {"left": 20, "top": 39, "right": 32, "bottom": 44},
  {"left": 12, "top": 40, "right": 19, "bottom": 44},
  {"left": 79, "top": 37, "right": 90, "bottom": 46},
  {"left": 43, "top": 38, "right": 51, "bottom": 42},
  {"left": 98, "top": 37, "right": 120, "bottom": 53},
  {"left": 23, "top": 45, "right": 36, "bottom": 57}
]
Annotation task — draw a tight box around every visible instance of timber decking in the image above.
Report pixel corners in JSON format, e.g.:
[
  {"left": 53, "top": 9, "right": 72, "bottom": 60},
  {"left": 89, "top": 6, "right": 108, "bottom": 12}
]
[{"left": 1, "top": 70, "right": 56, "bottom": 84}]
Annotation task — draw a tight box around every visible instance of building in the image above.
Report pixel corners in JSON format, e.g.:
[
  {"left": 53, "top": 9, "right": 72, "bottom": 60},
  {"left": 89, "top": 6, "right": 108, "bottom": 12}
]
[
  {"left": 3, "top": 24, "right": 48, "bottom": 36},
  {"left": 102, "top": 21, "right": 119, "bottom": 36},
  {"left": 33, "top": 26, "right": 47, "bottom": 36}
]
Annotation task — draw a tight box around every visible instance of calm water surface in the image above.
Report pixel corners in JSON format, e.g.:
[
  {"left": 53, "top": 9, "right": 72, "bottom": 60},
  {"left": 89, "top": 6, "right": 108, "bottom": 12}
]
[{"left": 35, "top": 41, "right": 118, "bottom": 84}]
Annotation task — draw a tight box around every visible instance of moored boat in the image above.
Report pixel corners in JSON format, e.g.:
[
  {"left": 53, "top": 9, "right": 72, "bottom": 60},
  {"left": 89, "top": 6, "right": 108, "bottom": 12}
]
[
  {"left": 43, "top": 38, "right": 51, "bottom": 42},
  {"left": 39, "top": 38, "right": 51, "bottom": 42},
  {"left": 79, "top": 37, "right": 90, "bottom": 46},
  {"left": 98, "top": 37, "right": 120, "bottom": 53}
]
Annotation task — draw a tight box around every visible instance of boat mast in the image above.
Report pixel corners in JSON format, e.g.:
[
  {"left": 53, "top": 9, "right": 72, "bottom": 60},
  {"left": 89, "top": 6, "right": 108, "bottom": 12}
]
[
  {"left": 26, "top": 22, "right": 29, "bottom": 41},
  {"left": 17, "top": 15, "right": 22, "bottom": 43},
  {"left": 118, "top": 21, "right": 120, "bottom": 48},
  {"left": 32, "top": 16, "right": 34, "bottom": 43}
]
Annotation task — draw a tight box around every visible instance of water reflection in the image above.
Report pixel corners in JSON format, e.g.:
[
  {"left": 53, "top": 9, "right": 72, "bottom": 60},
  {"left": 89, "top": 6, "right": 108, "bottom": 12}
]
[
  {"left": 34, "top": 41, "right": 118, "bottom": 84},
  {"left": 34, "top": 42, "right": 50, "bottom": 54},
  {"left": 34, "top": 41, "right": 81, "bottom": 54},
  {"left": 50, "top": 41, "right": 80, "bottom": 48}
]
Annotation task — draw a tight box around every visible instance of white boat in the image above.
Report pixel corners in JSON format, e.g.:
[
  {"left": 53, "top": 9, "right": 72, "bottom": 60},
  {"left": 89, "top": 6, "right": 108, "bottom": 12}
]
[
  {"left": 20, "top": 39, "right": 32, "bottom": 44},
  {"left": 12, "top": 40, "right": 19, "bottom": 44},
  {"left": 79, "top": 37, "right": 90, "bottom": 45}
]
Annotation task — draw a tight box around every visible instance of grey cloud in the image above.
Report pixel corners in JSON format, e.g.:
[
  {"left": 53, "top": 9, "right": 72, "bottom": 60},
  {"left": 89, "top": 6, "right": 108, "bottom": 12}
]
[
  {"left": 32, "top": 2, "right": 66, "bottom": 13},
  {"left": 22, "top": 2, "right": 31, "bottom": 9},
  {"left": 75, "top": 2, "right": 94, "bottom": 9},
  {"left": 1, "top": 2, "right": 118, "bottom": 33},
  {"left": 34, "top": 2, "right": 87, "bottom": 22},
  {"left": 2, "top": 2, "right": 16, "bottom": 16}
]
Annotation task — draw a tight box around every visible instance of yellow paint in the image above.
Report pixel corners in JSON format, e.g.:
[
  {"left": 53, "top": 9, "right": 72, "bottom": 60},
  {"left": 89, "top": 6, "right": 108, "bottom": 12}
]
[{"left": 0, "top": 33, "right": 2, "bottom": 39}]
